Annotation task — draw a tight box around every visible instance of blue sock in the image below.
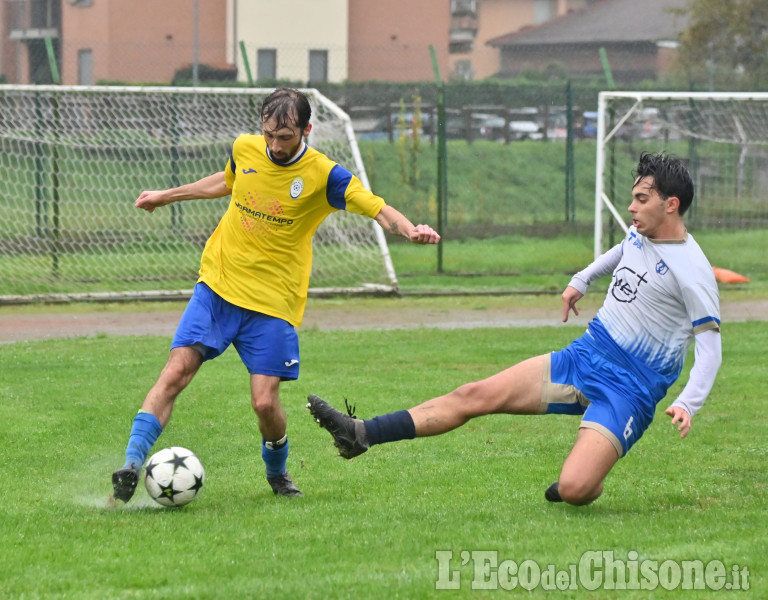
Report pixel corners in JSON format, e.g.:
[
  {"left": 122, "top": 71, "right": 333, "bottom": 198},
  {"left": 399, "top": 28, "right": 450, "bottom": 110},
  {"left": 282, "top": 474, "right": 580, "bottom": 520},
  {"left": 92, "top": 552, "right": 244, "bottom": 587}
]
[
  {"left": 364, "top": 410, "right": 416, "bottom": 446},
  {"left": 124, "top": 411, "right": 163, "bottom": 468},
  {"left": 262, "top": 438, "right": 289, "bottom": 478}
]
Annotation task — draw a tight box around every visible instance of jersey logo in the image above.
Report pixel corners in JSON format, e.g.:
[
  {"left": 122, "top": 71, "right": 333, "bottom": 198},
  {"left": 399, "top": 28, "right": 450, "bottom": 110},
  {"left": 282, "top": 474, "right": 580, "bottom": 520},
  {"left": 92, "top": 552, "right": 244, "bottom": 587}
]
[
  {"left": 611, "top": 266, "right": 648, "bottom": 303},
  {"left": 236, "top": 195, "right": 294, "bottom": 233},
  {"left": 284, "top": 359, "right": 299, "bottom": 367},
  {"left": 242, "top": 168, "right": 257, "bottom": 174},
  {"left": 290, "top": 177, "right": 304, "bottom": 199},
  {"left": 655, "top": 260, "right": 669, "bottom": 275}
]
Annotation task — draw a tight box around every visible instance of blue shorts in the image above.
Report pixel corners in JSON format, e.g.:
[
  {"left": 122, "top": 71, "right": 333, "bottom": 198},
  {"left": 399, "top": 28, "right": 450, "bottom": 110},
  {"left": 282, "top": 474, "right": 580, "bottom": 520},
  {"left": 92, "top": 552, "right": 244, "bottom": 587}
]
[
  {"left": 171, "top": 283, "right": 300, "bottom": 380},
  {"left": 541, "top": 337, "right": 656, "bottom": 457}
]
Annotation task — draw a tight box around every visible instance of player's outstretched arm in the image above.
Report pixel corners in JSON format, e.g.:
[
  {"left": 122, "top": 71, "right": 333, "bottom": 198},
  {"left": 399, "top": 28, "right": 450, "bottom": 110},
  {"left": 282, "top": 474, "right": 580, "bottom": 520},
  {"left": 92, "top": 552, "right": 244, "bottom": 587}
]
[
  {"left": 666, "top": 328, "right": 721, "bottom": 438},
  {"left": 561, "top": 243, "right": 622, "bottom": 322},
  {"left": 375, "top": 205, "right": 440, "bottom": 244},
  {"left": 135, "top": 171, "right": 230, "bottom": 213}
]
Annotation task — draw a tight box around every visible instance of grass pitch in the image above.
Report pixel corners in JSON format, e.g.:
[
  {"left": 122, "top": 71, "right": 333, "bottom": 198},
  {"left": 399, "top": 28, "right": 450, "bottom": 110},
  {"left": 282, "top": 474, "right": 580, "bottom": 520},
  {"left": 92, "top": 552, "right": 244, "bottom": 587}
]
[{"left": 0, "top": 321, "right": 764, "bottom": 598}]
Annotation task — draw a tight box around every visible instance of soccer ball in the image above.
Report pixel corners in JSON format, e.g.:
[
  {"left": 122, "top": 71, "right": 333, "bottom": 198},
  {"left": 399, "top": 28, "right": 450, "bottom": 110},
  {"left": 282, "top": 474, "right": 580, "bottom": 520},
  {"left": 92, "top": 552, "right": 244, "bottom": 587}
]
[{"left": 144, "top": 446, "right": 205, "bottom": 507}]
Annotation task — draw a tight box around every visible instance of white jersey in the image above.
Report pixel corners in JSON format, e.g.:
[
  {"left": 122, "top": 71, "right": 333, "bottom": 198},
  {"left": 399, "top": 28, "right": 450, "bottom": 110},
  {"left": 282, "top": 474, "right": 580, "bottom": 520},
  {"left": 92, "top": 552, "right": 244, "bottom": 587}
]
[{"left": 573, "top": 227, "right": 720, "bottom": 398}]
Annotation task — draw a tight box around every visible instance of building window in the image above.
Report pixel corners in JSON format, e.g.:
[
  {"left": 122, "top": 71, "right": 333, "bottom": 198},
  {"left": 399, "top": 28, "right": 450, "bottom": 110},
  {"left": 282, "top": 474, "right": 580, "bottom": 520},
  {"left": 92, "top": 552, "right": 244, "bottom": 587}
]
[
  {"left": 257, "top": 49, "right": 277, "bottom": 80},
  {"left": 451, "top": 0, "right": 477, "bottom": 17},
  {"left": 308, "top": 50, "right": 328, "bottom": 84},
  {"left": 77, "top": 49, "right": 93, "bottom": 85},
  {"left": 450, "top": 28, "right": 475, "bottom": 54},
  {"left": 31, "top": 0, "right": 60, "bottom": 28}
]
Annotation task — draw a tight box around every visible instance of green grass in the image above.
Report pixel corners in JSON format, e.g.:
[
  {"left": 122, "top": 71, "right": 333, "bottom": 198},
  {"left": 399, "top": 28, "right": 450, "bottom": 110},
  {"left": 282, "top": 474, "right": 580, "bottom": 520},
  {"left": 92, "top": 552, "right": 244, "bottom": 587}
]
[
  {"left": 361, "top": 139, "right": 599, "bottom": 227},
  {"left": 0, "top": 321, "right": 765, "bottom": 598},
  {"left": 360, "top": 138, "right": 768, "bottom": 230}
]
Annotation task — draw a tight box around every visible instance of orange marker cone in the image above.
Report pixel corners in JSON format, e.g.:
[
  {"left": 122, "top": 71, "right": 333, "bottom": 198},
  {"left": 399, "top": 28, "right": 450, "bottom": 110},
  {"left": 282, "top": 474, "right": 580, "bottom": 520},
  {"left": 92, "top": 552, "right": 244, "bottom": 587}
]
[{"left": 712, "top": 267, "right": 750, "bottom": 283}]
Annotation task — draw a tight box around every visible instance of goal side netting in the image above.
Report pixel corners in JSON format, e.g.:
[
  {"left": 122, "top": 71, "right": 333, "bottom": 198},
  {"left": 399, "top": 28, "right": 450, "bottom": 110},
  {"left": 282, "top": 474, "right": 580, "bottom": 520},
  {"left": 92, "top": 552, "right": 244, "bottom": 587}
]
[
  {"left": 595, "top": 91, "right": 768, "bottom": 257},
  {"left": 0, "top": 85, "right": 398, "bottom": 302}
]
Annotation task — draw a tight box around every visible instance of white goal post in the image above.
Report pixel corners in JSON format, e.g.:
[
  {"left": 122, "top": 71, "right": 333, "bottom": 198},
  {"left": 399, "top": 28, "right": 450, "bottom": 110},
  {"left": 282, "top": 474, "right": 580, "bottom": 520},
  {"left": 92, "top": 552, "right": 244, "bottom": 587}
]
[
  {"left": 0, "top": 85, "right": 398, "bottom": 302},
  {"left": 595, "top": 91, "right": 768, "bottom": 258}
]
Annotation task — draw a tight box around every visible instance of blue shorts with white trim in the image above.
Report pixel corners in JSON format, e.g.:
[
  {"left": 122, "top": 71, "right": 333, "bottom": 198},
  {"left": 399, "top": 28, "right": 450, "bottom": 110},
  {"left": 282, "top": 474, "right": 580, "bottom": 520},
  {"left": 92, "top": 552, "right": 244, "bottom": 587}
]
[
  {"left": 172, "top": 283, "right": 300, "bottom": 380},
  {"left": 542, "top": 336, "right": 657, "bottom": 457}
]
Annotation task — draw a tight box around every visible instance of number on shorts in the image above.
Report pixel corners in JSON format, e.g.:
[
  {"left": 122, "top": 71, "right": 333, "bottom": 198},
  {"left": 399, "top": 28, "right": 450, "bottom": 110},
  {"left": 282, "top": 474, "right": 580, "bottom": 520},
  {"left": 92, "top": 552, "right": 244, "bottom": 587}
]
[{"left": 623, "top": 416, "right": 634, "bottom": 440}]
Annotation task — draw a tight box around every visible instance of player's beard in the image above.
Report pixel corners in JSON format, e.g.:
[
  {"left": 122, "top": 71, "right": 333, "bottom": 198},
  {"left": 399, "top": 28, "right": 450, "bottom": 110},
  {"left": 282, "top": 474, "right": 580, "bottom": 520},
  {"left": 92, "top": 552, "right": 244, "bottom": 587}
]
[{"left": 270, "top": 140, "right": 302, "bottom": 165}]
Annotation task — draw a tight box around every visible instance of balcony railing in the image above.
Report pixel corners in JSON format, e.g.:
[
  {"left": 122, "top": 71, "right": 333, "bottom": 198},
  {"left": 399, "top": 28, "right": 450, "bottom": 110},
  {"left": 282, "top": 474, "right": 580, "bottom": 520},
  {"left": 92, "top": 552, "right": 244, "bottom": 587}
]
[{"left": 6, "top": 0, "right": 60, "bottom": 40}]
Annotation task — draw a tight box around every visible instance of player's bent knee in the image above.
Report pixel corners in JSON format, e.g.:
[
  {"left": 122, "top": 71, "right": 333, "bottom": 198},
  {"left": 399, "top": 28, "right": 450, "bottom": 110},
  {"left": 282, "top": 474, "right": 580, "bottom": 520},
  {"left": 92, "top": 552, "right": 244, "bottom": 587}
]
[{"left": 557, "top": 478, "right": 603, "bottom": 506}]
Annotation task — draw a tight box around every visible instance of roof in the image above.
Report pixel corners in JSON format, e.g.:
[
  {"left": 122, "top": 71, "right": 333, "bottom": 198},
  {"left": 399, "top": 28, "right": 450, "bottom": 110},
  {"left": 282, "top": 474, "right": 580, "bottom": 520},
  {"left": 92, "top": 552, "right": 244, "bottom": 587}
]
[{"left": 487, "top": 0, "right": 691, "bottom": 47}]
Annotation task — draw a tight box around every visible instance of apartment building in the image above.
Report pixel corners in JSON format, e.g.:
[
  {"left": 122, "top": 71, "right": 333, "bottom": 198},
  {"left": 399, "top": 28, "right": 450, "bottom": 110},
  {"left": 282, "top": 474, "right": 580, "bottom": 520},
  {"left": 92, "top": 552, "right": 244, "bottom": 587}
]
[
  {"left": 448, "top": 0, "right": 595, "bottom": 80},
  {"left": 1, "top": 0, "right": 229, "bottom": 85},
  {"left": 0, "top": 0, "right": 680, "bottom": 86}
]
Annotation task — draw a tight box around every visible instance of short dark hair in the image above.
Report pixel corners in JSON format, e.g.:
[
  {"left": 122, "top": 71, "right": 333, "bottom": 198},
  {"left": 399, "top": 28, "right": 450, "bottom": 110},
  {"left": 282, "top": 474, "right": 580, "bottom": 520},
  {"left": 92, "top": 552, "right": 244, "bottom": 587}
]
[
  {"left": 633, "top": 152, "right": 694, "bottom": 215},
  {"left": 260, "top": 88, "right": 312, "bottom": 131}
]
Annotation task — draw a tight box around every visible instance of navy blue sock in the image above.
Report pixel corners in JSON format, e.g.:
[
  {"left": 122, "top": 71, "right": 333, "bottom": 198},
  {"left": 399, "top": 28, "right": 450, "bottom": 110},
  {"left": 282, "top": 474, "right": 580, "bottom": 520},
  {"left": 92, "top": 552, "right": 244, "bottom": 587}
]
[
  {"left": 124, "top": 411, "right": 163, "bottom": 468},
  {"left": 364, "top": 410, "right": 416, "bottom": 446},
  {"left": 262, "top": 438, "right": 289, "bottom": 478}
]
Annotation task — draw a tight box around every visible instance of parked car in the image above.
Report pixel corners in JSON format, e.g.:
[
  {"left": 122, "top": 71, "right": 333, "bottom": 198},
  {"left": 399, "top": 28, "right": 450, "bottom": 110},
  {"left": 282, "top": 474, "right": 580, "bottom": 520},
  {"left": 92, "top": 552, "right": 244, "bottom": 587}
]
[
  {"left": 471, "top": 113, "right": 506, "bottom": 140},
  {"left": 509, "top": 119, "right": 544, "bottom": 141},
  {"left": 634, "top": 108, "right": 664, "bottom": 139},
  {"left": 507, "top": 108, "right": 544, "bottom": 141},
  {"left": 614, "top": 107, "right": 665, "bottom": 141},
  {"left": 454, "top": 109, "right": 544, "bottom": 142},
  {"left": 549, "top": 114, "right": 569, "bottom": 140},
  {"left": 582, "top": 111, "right": 598, "bottom": 138},
  {"left": 356, "top": 112, "right": 430, "bottom": 141}
]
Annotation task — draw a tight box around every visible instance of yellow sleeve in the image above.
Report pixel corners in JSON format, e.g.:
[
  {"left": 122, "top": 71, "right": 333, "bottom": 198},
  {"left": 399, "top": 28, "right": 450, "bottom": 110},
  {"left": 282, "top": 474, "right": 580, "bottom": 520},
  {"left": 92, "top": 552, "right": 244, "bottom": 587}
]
[{"left": 342, "top": 175, "right": 386, "bottom": 218}]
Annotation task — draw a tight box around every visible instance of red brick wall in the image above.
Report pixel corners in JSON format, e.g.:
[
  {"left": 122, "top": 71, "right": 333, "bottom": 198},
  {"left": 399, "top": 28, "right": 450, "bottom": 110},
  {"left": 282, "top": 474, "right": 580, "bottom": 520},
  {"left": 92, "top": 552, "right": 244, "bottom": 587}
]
[{"left": 348, "top": 0, "right": 451, "bottom": 82}]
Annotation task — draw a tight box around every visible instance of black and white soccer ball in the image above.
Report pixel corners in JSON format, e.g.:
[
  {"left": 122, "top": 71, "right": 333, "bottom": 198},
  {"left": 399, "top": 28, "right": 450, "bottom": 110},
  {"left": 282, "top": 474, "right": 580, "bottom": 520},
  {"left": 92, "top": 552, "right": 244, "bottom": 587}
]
[{"left": 144, "top": 446, "right": 205, "bottom": 507}]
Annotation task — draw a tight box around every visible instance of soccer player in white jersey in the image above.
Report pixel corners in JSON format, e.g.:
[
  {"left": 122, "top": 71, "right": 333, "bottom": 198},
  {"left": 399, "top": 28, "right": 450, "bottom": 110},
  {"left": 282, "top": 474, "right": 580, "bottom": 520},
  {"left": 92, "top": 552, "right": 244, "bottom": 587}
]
[
  {"left": 308, "top": 152, "right": 722, "bottom": 506},
  {"left": 111, "top": 88, "right": 440, "bottom": 503}
]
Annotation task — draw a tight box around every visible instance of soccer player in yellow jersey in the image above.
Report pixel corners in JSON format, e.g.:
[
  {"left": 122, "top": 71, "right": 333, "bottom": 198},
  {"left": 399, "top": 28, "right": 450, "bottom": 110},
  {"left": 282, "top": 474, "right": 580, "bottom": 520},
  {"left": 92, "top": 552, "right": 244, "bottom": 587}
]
[{"left": 111, "top": 88, "right": 440, "bottom": 502}]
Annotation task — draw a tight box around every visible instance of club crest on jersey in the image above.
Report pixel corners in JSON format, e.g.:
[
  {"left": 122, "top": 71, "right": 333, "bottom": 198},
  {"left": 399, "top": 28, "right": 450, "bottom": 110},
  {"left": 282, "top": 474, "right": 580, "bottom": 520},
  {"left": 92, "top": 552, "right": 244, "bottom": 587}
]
[
  {"left": 611, "top": 266, "right": 648, "bottom": 303},
  {"left": 655, "top": 260, "right": 669, "bottom": 275},
  {"left": 290, "top": 177, "right": 304, "bottom": 199}
]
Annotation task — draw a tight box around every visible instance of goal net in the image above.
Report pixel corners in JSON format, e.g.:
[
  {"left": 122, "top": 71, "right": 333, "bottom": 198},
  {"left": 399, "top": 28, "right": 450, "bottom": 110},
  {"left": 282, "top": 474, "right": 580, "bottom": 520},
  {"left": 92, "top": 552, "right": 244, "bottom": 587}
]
[
  {"left": 0, "top": 85, "right": 398, "bottom": 301},
  {"left": 595, "top": 91, "right": 768, "bottom": 257}
]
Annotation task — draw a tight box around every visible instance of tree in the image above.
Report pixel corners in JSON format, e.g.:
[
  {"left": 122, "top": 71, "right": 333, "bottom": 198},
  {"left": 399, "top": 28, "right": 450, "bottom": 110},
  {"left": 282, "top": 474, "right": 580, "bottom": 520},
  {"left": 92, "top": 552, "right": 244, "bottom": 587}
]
[{"left": 674, "top": 0, "right": 768, "bottom": 89}]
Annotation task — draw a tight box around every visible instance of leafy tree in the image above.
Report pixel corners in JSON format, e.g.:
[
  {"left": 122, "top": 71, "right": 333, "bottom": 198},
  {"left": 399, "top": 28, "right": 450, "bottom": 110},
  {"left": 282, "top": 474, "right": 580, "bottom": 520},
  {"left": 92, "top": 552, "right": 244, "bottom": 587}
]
[{"left": 674, "top": 0, "right": 768, "bottom": 89}]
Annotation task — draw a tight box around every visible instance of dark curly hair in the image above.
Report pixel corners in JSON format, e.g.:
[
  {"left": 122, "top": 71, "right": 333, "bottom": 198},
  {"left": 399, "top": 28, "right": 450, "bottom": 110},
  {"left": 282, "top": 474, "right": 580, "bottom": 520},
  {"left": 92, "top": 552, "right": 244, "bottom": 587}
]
[
  {"left": 260, "top": 87, "right": 312, "bottom": 131},
  {"left": 633, "top": 152, "right": 694, "bottom": 215}
]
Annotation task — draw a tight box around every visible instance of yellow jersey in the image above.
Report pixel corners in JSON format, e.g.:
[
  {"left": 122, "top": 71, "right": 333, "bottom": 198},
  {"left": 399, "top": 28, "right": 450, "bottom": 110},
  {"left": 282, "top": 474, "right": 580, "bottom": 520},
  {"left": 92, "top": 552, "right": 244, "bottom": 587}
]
[{"left": 198, "top": 134, "right": 385, "bottom": 326}]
